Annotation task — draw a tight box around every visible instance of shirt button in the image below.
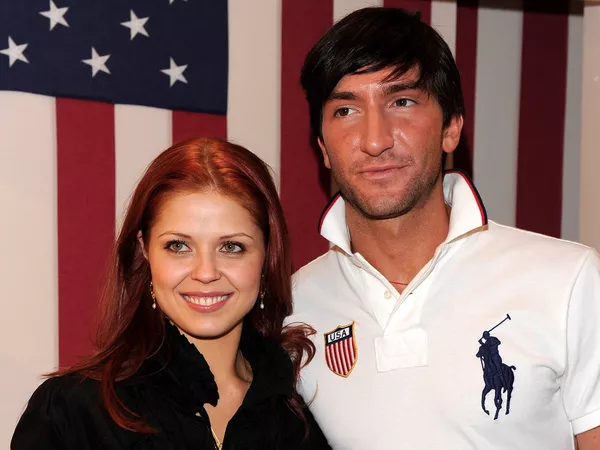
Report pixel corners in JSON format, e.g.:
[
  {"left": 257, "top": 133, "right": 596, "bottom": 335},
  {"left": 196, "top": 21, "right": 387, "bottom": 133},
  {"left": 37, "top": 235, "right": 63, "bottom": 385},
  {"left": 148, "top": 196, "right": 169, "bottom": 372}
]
[
  {"left": 352, "top": 259, "right": 362, "bottom": 269},
  {"left": 384, "top": 290, "right": 392, "bottom": 299}
]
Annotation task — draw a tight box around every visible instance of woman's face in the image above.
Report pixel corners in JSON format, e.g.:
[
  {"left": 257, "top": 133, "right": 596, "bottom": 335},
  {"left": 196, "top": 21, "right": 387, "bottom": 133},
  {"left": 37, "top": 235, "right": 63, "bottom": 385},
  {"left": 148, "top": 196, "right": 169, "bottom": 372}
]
[{"left": 142, "top": 190, "right": 265, "bottom": 339}]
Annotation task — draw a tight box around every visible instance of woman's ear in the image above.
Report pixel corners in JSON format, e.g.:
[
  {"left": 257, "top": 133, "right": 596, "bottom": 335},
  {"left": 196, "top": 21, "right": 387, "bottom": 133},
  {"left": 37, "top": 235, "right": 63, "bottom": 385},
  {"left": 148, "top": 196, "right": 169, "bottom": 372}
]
[{"left": 137, "top": 230, "right": 148, "bottom": 260}]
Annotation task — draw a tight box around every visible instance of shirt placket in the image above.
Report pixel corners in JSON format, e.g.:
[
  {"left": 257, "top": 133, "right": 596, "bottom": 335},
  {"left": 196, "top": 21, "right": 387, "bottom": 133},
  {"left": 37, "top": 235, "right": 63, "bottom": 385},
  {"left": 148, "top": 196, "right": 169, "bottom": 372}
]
[{"left": 350, "top": 254, "right": 399, "bottom": 329}]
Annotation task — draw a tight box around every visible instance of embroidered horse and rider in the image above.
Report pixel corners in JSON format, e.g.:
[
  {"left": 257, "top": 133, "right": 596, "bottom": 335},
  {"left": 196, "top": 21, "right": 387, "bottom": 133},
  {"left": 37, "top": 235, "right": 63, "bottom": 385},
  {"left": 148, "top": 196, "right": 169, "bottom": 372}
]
[{"left": 477, "top": 314, "right": 516, "bottom": 420}]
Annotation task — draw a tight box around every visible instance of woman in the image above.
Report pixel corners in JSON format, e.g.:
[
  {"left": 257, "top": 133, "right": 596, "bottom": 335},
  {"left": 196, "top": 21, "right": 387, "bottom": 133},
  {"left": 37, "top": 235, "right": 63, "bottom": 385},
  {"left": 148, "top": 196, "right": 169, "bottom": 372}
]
[{"left": 12, "top": 138, "right": 330, "bottom": 449}]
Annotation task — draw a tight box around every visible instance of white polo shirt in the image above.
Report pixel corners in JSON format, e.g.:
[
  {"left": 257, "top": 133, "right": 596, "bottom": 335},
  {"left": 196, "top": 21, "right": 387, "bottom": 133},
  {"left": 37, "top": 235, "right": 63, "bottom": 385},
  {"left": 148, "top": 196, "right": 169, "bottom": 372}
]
[{"left": 289, "top": 172, "right": 600, "bottom": 450}]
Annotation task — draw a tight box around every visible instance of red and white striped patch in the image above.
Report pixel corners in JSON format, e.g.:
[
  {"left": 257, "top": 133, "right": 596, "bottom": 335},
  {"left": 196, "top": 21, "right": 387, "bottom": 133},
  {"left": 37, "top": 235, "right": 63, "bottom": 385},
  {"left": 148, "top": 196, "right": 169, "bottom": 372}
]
[{"left": 324, "top": 322, "right": 357, "bottom": 378}]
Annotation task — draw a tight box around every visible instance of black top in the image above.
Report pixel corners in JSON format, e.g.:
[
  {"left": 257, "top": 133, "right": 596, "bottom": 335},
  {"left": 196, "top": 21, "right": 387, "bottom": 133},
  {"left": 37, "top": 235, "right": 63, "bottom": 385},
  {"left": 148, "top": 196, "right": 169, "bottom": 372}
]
[{"left": 11, "top": 322, "right": 331, "bottom": 450}]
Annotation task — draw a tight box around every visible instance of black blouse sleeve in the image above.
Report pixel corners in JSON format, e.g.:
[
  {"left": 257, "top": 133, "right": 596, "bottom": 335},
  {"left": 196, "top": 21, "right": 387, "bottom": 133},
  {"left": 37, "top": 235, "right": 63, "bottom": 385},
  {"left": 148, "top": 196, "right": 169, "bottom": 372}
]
[
  {"left": 299, "top": 406, "right": 332, "bottom": 450},
  {"left": 11, "top": 378, "right": 70, "bottom": 450}
]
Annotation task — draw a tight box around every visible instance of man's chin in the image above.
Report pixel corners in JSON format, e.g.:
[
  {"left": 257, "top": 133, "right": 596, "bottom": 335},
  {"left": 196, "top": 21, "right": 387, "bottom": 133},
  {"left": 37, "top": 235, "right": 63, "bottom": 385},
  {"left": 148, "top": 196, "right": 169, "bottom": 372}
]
[{"left": 350, "top": 195, "right": 413, "bottom": 221}]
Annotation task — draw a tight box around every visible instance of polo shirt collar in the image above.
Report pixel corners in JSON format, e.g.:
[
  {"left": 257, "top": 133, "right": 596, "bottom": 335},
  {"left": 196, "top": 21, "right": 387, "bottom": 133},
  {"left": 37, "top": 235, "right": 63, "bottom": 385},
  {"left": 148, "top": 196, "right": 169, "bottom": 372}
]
[{"left": 318, "top": 170, "right": 488, "bottom": 255}]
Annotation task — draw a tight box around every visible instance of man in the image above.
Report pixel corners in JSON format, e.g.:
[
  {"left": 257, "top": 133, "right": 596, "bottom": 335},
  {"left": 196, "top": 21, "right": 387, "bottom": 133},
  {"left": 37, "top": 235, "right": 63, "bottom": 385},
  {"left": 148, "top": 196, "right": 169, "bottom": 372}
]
[
  {"left": 289, "top": 7, "right": 600, "bottom": 449},
  {"left": 478, "top": 330, "right": 505, "bottom": 380}
]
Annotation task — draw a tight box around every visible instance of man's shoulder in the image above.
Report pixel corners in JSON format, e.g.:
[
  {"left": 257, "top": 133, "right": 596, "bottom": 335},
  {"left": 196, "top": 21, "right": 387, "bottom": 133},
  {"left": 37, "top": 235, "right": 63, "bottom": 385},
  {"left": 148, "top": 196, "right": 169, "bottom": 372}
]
[
  {"left": 484, "top": 220, "right": 593, "bottom": 259},
  {"left": 293, "top": 249, "right": 339, "bottom": 286},
  {"left": 289, "top": 249, "right": 344, "bottom": 319}
]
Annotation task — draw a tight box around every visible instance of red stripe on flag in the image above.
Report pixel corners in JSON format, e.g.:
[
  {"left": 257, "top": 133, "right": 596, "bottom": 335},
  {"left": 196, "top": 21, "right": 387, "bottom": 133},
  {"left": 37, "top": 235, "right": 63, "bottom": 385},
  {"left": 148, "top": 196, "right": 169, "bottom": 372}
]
[
  {"left": 334, "top": 342, "right": 346, "bottom": 374},
  {"left": 342, "top": 338, "right": 352, "bottom": 368},
  {"left": 340, "top": 340, "right": 347, "bottom": 370},
  {"left": 327, "top": 345, "right": 337, "bottom": 374},
  {"left": 281, "top": 0, "right": 332, "bottom": 270},
  {"left": 516, "top": 2, "right": 569, "bottom": 238},
  {"left": 334, "top": 343, "right": 343, "bottom": 374},
  {"left": 384, "top": 0, "right": 432, "bottom": 24},
  {"left": 336, "top": 344, "right": 344, "bottom": 374},
  {"left": 172, "top": 111, "right": 227, "bottom": 144},
  {"left": 454, "top": 0, "right": 478, "bottom": 177},
  {"left": 56, "top": 99, "right": 115, "bottom": 367},
  {"left": 330, "top": 347, "right": 338, "bottom": 374}
]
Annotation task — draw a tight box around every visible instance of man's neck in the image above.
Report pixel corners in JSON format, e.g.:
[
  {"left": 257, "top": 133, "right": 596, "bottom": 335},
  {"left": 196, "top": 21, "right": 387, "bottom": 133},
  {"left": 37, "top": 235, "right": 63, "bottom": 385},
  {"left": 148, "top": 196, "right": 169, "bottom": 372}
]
[{"left": 347, "top": 187, "right": 450, "bottom": 287}]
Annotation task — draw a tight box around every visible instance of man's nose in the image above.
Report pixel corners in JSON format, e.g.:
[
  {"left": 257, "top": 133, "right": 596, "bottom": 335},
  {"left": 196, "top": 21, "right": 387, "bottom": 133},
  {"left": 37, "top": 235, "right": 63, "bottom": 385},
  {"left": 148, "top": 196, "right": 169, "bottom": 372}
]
[{"left": 360, "top": 109, "right": 394, "bottom": 156}]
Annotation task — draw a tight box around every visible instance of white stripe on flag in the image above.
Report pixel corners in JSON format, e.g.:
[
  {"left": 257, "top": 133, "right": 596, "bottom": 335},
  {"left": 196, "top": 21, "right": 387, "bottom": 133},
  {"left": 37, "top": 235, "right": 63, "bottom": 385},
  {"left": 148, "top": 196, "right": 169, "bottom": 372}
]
[
  {"left": 561, "top": 9, "right": 583, "bottom": 242},
  {"left": 431, "top": 0, "right": 457, "bottom": 56},
  {"left": 0, "top": 92, "right": 59, "bottom": 448},
  {"left": 473, "top": 1, "right": 523, "bottom": 227},
  {"left": 115, "top": 105, "right": 172, "bottom": 227},
  {"left": 227, "top": 0, "right": 282, "bottom": 186},
  {"left": 334, "top": 0, "right": 383, "bottom": 22},
  {"left": 580, "top": 5, "right": 600, "bottom": 250}
]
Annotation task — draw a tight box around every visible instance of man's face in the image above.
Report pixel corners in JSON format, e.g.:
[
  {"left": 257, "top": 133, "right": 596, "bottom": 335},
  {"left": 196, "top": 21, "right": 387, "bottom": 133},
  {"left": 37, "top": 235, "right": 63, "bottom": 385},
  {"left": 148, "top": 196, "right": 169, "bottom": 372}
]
[{"left": 318, "top": 67, "right": 462, "bottom": 220}]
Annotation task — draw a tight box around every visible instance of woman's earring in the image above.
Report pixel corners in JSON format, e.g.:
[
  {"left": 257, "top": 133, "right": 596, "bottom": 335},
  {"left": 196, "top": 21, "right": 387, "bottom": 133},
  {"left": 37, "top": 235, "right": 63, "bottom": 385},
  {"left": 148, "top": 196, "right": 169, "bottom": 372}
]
[
  {"left": 258, "top": 273, "right": 265, "bottom": 310},
  {"left": 150, "top": 281, "right": 157, "bottom": 310}
]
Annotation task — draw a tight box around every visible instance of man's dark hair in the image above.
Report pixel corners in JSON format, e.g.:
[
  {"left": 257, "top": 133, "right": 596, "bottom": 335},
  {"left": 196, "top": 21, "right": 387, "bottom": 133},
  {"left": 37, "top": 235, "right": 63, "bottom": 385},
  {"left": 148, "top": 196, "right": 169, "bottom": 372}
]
[{"left": 300, "top": 7, "right": 465, "bottom": 140}]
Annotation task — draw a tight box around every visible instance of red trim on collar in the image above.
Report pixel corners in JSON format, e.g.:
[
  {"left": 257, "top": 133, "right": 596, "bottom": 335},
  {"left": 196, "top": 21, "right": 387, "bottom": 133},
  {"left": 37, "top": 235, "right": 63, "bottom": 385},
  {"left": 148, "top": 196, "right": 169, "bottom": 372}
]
[
  {"left": 444, "top": 169, "right": 488, "bottom": 226},
  {"left": 317, "top": 191, "right": 342, "bottom": 234},
  {"left": 318, "top": 191, "right": 342, "bottom": 234}
]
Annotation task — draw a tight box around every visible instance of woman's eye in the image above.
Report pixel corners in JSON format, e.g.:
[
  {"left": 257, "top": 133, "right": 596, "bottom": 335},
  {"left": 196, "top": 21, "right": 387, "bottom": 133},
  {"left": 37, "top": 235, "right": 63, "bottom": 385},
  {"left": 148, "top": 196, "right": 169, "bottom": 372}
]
[
  {"left": 222, "top": 242, "right": 244, "bottom": 253},
  {"left": 166, "top": 240, "right": 189, "bottom": 253},
  {"left": 394, "top": 98, "right": 416, "bottom": 107}
]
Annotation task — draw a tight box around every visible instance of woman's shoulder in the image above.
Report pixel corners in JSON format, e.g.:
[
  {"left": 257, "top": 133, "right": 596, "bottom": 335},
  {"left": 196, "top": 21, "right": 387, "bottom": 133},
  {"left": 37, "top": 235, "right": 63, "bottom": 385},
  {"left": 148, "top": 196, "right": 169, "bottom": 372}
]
[
  {"left": 27, "top": 373, "right": 102, "bottom": 410},
  {"left": 11, "top": 374, "right": 108, "bottom": 450}
]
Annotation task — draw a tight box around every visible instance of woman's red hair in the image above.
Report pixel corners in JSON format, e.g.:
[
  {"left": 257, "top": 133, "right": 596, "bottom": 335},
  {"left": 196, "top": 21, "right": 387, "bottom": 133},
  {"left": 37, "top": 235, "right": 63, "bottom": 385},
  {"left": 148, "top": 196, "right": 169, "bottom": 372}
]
[{"left": 55, "top": 137, "right": 315, "bottom": 432}]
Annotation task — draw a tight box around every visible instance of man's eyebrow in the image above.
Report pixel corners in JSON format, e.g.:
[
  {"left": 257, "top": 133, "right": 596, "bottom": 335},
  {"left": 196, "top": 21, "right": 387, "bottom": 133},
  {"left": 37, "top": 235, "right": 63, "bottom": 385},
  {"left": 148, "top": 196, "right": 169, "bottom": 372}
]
[
  {"left": 327, "top": 91, "right": 359, "bottom": 102},
  {"left": 382, "top": 81, "right": 421, "bottom": 96},
  {"left": 326, "top": 81, "right": 422, "bottom": 103}
]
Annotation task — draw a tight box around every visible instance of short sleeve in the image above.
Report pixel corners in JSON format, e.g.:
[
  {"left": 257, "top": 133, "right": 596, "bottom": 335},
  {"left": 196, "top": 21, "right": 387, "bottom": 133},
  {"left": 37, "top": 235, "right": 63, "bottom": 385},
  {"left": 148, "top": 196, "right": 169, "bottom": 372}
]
[
  {"left": 561, "top": 248, "right": 600, "bottom": 435},
  {"left": 11, "top": 378, "right": 68, "bottom": 450}
]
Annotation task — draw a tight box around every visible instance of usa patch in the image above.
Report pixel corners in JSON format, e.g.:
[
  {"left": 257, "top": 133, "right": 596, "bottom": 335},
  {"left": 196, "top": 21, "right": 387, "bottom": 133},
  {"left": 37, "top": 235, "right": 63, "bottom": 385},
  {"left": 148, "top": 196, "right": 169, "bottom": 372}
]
[{"left": 324, "top": 322, "right": 357, "bottom": 377}]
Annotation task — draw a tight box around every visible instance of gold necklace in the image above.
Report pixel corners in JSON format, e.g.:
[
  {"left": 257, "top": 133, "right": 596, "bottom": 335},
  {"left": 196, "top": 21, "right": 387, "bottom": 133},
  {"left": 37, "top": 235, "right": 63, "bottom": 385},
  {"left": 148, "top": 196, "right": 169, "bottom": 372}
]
[
  {"left": 208, "top": 377, "right": 251, "bottom": 450},
  {"left": 211, "top": 426, "right": 223, "bottom": 450}
]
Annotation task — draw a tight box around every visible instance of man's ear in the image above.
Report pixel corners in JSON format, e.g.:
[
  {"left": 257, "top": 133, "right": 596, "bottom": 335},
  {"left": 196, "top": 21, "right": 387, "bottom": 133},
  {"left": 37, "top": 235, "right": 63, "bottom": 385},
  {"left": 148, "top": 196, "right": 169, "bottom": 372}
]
[
  {"left": 442, "top": 115, "right": 464, "bottom": 154},
  {"left": 317, "top": 137, "right": 331, "bottom": 169},
  {"left": 137, "top": 231, "right": 148, "bottom": 260}
]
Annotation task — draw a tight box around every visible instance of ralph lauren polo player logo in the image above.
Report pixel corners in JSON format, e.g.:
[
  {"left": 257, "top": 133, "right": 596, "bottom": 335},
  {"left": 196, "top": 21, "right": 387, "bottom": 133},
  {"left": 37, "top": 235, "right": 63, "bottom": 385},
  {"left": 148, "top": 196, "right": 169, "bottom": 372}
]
[
  {"left": 476, "top": 314, "right": 517, "bottom": 420},
  {"left": 324, "top": 322, "right": 357, "bottom": 377}
]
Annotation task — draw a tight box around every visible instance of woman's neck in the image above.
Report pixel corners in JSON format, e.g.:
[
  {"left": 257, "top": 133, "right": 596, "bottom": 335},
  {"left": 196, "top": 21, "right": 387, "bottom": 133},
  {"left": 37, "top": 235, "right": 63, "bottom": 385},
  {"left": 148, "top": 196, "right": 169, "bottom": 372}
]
[
  {"left": 181, "top": 322, "right": 252, "bottom": 385},
  {"left": 181, "top": 322, "right": 252, "bottom": 443}
]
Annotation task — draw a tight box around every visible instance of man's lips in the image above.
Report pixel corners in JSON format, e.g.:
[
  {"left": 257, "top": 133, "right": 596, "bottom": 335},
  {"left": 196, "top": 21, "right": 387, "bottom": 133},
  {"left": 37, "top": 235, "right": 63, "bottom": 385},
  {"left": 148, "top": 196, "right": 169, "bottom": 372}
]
[{"left": 358, "top": 164, "right": 406, "bottom": 177}]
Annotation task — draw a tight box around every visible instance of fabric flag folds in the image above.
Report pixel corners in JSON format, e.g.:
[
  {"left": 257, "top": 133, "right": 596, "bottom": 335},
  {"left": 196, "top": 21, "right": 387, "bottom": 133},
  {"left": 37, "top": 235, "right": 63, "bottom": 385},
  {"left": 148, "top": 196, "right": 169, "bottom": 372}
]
[{"left": 0, "top": 0, "right": 228, "bottom": 113}]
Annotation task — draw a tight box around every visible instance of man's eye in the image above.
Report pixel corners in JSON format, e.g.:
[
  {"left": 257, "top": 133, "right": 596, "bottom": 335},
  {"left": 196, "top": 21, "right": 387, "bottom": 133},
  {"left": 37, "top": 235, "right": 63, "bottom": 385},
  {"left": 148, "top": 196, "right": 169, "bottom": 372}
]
[
  {"left": 222, "top": 242, "right": 244, "bottom": 253},
  {"left": 334, "top": 107, "right": 355, "bottom": 117},
  {"left": 394, "top": 98, "right": 416, "bottom": 107}
]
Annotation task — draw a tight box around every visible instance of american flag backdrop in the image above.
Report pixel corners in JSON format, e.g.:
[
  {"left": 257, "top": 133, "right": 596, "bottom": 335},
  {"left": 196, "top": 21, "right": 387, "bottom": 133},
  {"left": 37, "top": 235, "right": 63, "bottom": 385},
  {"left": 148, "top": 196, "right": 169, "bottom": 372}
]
[{"left": 1, "top": 0, "right": 599, "bottom": 445}]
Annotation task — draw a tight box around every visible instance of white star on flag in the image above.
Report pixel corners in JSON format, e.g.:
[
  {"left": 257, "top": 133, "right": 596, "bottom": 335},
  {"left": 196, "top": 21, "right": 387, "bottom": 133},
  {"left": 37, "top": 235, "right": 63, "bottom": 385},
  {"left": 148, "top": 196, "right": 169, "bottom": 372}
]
[
  {"left": 82, "top": 47, "right": 111, "bottom": 77},
  {"left": 39, "top": 0, "right": 69, "bottom": 31},
  {"left": 161, "top": 58, "right": 188, "bottom": 87},
  {"left": 0, "top": 37, "right": 29, "bottom": 67},
  {"left": 121, "top": 10, "right": 149, "bottom": 40},
  {"left": 169, "top": 0, "right": 188, "bottom": 4}
]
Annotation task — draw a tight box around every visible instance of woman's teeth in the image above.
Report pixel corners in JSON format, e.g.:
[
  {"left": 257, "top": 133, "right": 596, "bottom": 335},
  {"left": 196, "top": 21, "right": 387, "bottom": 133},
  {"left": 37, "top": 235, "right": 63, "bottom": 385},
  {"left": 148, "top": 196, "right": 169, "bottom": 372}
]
[{"left": 182, "top": 294, "right": 229, "bottom": 306}]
